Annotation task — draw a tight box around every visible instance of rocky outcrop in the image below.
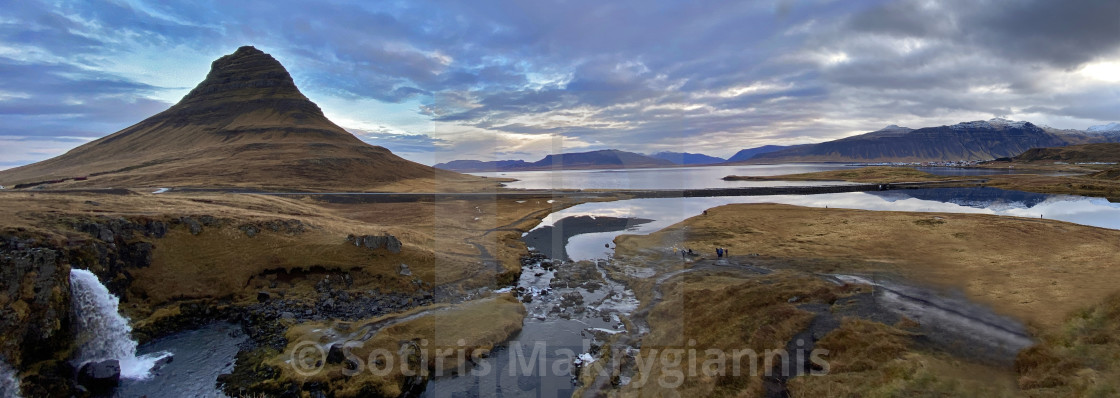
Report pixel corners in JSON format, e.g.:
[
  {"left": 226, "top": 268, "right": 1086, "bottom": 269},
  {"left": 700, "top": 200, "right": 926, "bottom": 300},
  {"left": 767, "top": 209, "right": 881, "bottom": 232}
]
[
  {"left": 238, "top": 219, "right": 307, "bottom": 237},
  {"left": 77, "top": 359, "right": 121, "bottom": 394},
  {"left": 0, "top": 237, "right": 72, "bottom": 370},
  {"left": 346, "top": 233, "right": 402, "bottom": 253}
]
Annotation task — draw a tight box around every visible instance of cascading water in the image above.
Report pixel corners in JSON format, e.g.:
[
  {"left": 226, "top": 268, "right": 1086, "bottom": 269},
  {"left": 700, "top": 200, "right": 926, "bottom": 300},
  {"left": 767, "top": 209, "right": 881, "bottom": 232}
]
[
  {"left": 0, "top": 358, "right": 20, "bottom": 398},
  {"left": 69, "top": 269, "right": 169, "bottom": 380}
]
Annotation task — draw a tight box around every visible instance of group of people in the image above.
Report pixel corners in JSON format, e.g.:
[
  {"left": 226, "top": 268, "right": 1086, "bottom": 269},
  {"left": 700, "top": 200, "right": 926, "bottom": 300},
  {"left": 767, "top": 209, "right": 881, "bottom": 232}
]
[{"left": 716, "top": 247, "right": 729, "bottom": 258}]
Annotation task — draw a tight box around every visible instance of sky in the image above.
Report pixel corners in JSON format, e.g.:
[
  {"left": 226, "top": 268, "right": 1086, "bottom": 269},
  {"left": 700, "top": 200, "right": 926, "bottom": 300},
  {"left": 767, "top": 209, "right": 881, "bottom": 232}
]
[{"left": 1, "top": 0, "right": 1118, "bottom": 167}]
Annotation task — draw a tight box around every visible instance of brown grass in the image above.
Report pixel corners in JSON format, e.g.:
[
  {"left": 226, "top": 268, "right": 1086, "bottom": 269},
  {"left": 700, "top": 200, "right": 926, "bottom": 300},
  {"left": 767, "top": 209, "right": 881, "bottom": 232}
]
[
  {"left": 621, "top": 271, "right": 857, "bottom": 397},
  {"left": 616, "top": 203, "right": 1120, "bottom": 329},
  {"left": 1015, "top": 293, "right": 1120, "bottom": 397},
  {"left": 984, "top": 174, "right": 1120, "bottom": 201},
  {"left": 789, "top": 319, "right": 1021, "bottom": 397}
]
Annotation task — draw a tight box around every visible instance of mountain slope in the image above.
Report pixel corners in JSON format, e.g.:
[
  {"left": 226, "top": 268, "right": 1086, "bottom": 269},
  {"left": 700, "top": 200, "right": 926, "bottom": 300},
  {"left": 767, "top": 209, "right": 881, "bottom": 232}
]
[
  {"left": 1015, "top": 143, "right": 1120, "bottom": 163},
  {"left": 648, "top": 152, "right": 725, "bottom": 165},
  {"left": 751, "top": 119, "right": 1120, "bottom": 162},
  {"left": 0, "top": 46, "right": 465, "bottom": 191},
  {"left": 726, "top": 145, "right": 795, "bottom": 162}
]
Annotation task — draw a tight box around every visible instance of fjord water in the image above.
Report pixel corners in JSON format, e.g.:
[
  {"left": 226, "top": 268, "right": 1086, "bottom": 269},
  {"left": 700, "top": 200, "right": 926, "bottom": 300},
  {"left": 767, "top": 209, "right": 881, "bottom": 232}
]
[{"left": 473, "top": 163, "right": 1030, "bottom": 190}]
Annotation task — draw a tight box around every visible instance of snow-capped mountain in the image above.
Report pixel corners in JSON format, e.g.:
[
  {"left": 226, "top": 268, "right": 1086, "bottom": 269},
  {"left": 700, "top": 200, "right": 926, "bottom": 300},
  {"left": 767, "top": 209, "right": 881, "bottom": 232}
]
[
  {"left": 949, "top": 118, "right": 1030, "bottom": 130},
  {"left": 1087, "top": 122, "right": 1120, "bottom": 133}
]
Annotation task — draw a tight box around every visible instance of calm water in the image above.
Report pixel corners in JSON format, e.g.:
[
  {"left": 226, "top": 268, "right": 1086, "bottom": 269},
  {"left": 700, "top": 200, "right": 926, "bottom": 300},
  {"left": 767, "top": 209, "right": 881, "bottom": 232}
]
[
  {"left": 533, "top": 187, "right": 1120, "bottom": 261},
  {"left": 471, "top": 164, "right": 1040, "bottom": 190}
]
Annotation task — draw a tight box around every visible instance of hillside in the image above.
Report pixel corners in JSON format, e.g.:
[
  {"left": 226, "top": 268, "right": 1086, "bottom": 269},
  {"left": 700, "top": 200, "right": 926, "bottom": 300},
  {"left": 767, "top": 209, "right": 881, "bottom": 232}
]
[
  {"left": 1014, "top": 143, "right": 1120, "bottom": 163},
  {"left": 746, "top": 119, "right": 1119, "bottom": 163},
  {"left": 725, "top": 145, "right": 793, "bottom": 162},
  {"left": 0, "top": 46, "right": 473, "bottom": 191},
  {"left": 435, "top": 149, "right": 676, "bottom": 172}
]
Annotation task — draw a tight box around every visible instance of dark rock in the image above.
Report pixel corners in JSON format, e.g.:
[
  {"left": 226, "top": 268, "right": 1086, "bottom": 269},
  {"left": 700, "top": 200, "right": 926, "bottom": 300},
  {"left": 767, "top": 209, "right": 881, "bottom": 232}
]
[
  {"left": 84, "top": 200, "right": 101, "bottom": 206},
  {"left": 180, "top": 217, "right": 202, "bottom": 235},
  {"left": 240, "top": 225, "right": 260, "bottom": 237},
  {"left": 146, "top": 221, "right": 168, "bottom": 238},
  {"left": 326, "top": 344, "right": 346, "bottom": 364},
  {"left": 257, "top": 291, "right": 271, "bottom": 302},
  {"left": 345, "top": 233, "right": 403, "bottom": 253},
  {"left": 78, "top": 359, "right": 121, "bottom": 394}
]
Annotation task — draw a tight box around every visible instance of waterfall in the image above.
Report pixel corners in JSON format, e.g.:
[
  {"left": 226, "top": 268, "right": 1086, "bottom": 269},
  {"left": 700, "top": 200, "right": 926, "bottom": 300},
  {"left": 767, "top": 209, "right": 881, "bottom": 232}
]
[
  {"left": 0, "top": 358, "right": 19, "bottom": 398},
  {"left": 69, "top": 269, "right": 169, "bottom": 380}
]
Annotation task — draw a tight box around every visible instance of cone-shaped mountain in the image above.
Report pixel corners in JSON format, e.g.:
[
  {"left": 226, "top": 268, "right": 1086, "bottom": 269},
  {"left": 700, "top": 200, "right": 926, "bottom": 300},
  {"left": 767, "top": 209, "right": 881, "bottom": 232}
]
[{"left": 0, "top": 46, "right": 456, "bottom": 191}]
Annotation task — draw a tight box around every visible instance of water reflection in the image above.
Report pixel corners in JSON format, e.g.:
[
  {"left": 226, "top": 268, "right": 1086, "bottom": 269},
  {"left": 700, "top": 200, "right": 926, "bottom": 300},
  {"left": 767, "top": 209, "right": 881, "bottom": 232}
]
[
  {"left": 471, "top": 164, "right": 1053, "bottom": 190},
  {"left": 532, "top": 188, "right": 1120, "bottom": 261},
  {"left": 472, "top": 164, "right": 858, "bottom": 190}
]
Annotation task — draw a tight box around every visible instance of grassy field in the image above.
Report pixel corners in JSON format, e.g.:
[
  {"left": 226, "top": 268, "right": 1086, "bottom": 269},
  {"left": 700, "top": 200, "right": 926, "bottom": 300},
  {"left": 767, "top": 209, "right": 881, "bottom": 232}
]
[
  {"left": 618, "top": 203, "right": 1120, "bottom": 328},
  {"left": 0, "top": 189, "right": 567, "bottom": 326},
  {"left": 611, "top": 203, "right": 1120, "bottom": 396}
]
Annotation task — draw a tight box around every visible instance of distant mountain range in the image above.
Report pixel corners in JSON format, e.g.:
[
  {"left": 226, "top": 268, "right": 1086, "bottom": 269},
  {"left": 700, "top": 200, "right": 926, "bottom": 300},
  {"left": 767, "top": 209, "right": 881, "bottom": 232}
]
[
  {"left": 436, "top": 118, "right": 1120, "bottom": 172},
  {"left": 434, "top": 149, "right": 676, "bottom": 172},
  {"left": 747, "top": 119, "right": 1120, "bottom": 162},
  {"left": 648, "top": 152, "right": 725, "bottom": 165}
]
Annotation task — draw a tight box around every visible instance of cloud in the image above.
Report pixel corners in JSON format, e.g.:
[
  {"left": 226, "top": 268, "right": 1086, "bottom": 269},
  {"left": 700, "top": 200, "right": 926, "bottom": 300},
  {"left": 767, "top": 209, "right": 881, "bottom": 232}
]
[{"left": 1, "top": 0, "right": 1117, "bottom": 165}]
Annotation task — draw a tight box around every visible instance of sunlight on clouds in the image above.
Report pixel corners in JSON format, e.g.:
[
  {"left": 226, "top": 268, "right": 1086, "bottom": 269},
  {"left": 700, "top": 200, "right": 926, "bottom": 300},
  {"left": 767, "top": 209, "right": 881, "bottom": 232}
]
[
  {"left": 825, "top": 51, "right": 850, "bottom": 66},
  {"left": 1080, "top": 61, "right": 1120, "bottom": 83},
  {"left": 712, "top": 81, "right": 794, "bottom": 98}
]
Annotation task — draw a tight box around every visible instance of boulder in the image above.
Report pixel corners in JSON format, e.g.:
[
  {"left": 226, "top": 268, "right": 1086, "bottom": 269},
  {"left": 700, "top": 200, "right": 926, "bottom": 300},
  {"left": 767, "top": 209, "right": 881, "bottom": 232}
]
[
  {"left": 398, "top": 264, "right": 412, "bottom": 276},
  {"left": 326, "top": 344, "right": 346, "bottom": 364},
  {"left": 180, "top": 217, "right": 202, "bottom": 235},
  {"left": 77, "top": 359, "right": 120, "bottom": 394},
  {"left": 345, "top": 233, "right": 402, "bottom": 253}
]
